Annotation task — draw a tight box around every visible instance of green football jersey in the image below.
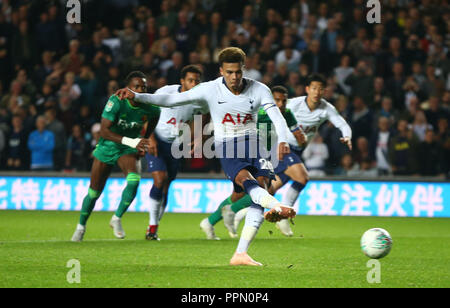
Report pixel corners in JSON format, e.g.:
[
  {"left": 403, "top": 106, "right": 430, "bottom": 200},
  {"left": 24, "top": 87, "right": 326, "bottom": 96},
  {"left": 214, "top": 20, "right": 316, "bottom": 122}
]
[
  {"left": 100, "top": 95, "right": 160, "bottom": 139},
  {"left": 257, "top": 108, "right": 297, "bottom": 150}
]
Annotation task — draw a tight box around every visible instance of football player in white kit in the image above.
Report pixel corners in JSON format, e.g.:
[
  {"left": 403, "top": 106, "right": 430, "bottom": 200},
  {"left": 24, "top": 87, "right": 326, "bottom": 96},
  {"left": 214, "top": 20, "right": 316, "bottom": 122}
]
[
  {"left": 231, "top": 74, "right": 353, "bottom": 235},
  {"left": 116, "top": 47, "right": 296, "bottom": 266},
  {"left": 145, "top": 65, "right": 208, "bottom": 240}
]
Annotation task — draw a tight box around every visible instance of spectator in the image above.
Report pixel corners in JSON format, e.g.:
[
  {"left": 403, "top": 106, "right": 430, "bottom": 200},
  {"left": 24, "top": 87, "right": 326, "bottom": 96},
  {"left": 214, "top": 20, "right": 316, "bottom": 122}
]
[
  {"left": 0, "top": 80, "right": 30, "bottom": 111},
  {"left": 350, "top": 96, "right": 373, "bottom": 141},
  {"left": 6, "top": 115, "right": 28, "bottom": 170},
  {"left": 333, "top": 54, "right": 354, "bottom": 96},
  {"left": 302, "top": 135, "right": 329, "bottom": 177},
  {"left": 353, "top": 136, "right": 374, "bottom": 167},
  {"left": 11, "top": 20, "right": 37, "bottom": 70},
  {"left": 371, "top": 117, "right": 392, "bottom": 175},
  {"left": 60, "top": 39, "right": 84, "bottom": 75},
  {"left": 275, "top": 35, "right": 301, "bottom": 72},
  {"left": 410, "top": 110, "right": 433, "bottom": 141},
  {"left": 65, "top": 124, "right": 89, "bottom": 171},
  {"left": 425, "top": 96, "right": 450, "bottom": 131},
  {"left": 27, "top": 115, "right": 55, "bottom": 171},
  {"left": 334, "top": 153, "right": 358, "bottom": 176},
  {"left": 388, "top": 119, "right": 420, "bottom": 176},
  {"left": 417, "top": 129, "right": 442, "bottom": 176},
  {"left": 345, "top": 59, "right": 374, "bottom": 105},
  {"left": 44, "top": 108, "right": 66, "bottom": 171},
  {"left": 117, "top": 17, "right": 140, "bottom": 63},
  {"left": 301, "top": 39, "right": 326, "bottom": 74}
]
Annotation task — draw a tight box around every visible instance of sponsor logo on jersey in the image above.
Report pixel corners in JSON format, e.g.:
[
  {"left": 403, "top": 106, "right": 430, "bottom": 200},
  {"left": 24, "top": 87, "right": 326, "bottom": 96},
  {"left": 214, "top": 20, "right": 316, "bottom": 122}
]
[
  {"left": 117, "top": 119, "right": 143, "bottom": 130},
  {"left": 222, "top": 113, "right": 253, "bottom": 125}
]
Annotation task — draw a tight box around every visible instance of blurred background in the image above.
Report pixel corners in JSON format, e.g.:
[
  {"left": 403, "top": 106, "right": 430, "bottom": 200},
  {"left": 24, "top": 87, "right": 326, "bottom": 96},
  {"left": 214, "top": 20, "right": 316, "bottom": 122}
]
[{"left": 0, "top": 0, "right": 449, "bottom": 179}]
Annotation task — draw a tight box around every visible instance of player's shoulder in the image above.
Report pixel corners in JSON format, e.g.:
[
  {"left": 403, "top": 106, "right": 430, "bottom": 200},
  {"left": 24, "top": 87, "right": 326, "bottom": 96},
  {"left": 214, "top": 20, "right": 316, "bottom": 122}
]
[
  {"left": 155, "top": 84, "right": 181, "bottom": 94},
  {"left": 321, "top": 98, "right": 337, "bottom": 111},
  {"left": 287, "top": 96, "right": 306, "bottom": 106},
  {"left": 246, "top": 78, "right": 270, "bottom": 91}
]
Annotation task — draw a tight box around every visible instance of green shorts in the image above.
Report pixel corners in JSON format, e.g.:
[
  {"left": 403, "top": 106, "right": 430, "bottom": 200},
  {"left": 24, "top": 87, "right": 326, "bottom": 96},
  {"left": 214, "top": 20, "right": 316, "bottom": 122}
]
[{"left": 93, "top": 142, "right": 138, "bottom": 165}]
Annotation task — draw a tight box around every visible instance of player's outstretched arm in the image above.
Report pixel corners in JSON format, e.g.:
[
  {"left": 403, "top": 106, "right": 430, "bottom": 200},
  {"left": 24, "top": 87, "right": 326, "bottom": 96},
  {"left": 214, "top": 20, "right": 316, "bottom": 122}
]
[
  {"left": 115, "top": 87, "right": 201, "bottom": 107},
  {"left": 326, "top": 103, "right": 353, "bottom": 150}
]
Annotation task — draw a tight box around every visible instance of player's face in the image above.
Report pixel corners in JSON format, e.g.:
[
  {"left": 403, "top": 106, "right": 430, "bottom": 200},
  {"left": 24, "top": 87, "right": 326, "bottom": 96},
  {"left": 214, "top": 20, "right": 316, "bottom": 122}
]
[
  {"left": 129, "top": 77, "right": 147, "bottom": 94},
  {"left": 273, "top": 91, "right": 287, "bottom": 113},
  {"left": 306, "top": 81, "right": 324, "bottom": 104},
  {"left": 220, "top": 62, "right": 243, "bottom": 92},
  {"left": 181, "top": 72, "right": 201, "bottom": 91}
]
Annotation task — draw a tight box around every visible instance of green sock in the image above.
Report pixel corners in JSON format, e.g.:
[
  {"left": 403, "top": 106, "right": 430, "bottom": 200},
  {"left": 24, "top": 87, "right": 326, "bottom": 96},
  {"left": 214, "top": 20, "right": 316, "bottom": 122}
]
[
  {"left": 231, "top": 194, "right": 253, "bottom": 213},
  {"left": 79, "top": 188, "right": 101, "bottom": 226},
  {"left": 114, "top": 173, "right": 141, "bottom": 218},
  {"left": 208, "top": 196, "right": 232, "bottom": 225}
]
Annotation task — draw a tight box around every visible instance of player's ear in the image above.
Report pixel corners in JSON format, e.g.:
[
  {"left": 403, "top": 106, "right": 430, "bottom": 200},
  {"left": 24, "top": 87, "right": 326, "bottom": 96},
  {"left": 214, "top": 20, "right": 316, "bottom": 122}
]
[{"left": 219, "top": 66, "right": 224, "bottom": 76}]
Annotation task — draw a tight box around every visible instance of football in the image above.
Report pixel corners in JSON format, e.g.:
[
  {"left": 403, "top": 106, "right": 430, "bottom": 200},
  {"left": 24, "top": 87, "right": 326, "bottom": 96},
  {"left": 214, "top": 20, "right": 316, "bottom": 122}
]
[{"left": 360, "top": 228, "right": 393, "bottom": 259}]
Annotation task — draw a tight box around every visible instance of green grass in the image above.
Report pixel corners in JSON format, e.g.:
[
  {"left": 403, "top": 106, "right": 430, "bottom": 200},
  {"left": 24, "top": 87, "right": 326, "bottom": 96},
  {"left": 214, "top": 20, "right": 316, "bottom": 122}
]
[{"left": 0, "top": 210, "right": 449, "bottom": 288}]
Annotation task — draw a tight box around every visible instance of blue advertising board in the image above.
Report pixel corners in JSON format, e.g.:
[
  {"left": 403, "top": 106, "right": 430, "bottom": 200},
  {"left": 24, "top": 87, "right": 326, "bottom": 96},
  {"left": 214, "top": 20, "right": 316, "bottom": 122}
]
[{"left": 0, "top": 176, "right": 448, "bottom": 217}]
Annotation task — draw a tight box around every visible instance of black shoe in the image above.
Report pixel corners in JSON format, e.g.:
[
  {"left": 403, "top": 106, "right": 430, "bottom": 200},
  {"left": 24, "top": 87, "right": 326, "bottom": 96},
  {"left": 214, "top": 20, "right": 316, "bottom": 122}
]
[{"left": 145, "top": 232, "right": 160, "bottom": 241}]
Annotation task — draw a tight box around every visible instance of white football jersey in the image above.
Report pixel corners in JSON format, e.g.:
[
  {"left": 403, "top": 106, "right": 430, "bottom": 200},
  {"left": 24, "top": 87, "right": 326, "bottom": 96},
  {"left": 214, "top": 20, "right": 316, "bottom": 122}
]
[
  {"left": 133, "top": 77, "right": 290, "bottom": 143},
  {"left": 286, "top": 96, "right": 352, "bottom": 148},
  {"left": 181, "top": 77, "right": 277, "bottom": 142},
  {"left": 153, "top": 85, "right": 208, "bottom": 142}
]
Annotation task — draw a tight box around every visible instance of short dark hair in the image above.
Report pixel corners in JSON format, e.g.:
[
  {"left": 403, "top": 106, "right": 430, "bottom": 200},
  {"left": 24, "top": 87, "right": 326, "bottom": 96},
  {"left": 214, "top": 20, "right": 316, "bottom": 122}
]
[
  {"left": 306, "top": 73, "right": 326, "bottom": 87},
  {"left": 125, "top": 71, "right": 147, "bottom": 85},
  {"left": 271, "top": 85, "right": 288, "bottom": 96},
  {"left": 181, "top": 65, "right": 203, "bottom": 79},
  {"left": 218, "top": 47, "right": 246, "bottom": 66}
]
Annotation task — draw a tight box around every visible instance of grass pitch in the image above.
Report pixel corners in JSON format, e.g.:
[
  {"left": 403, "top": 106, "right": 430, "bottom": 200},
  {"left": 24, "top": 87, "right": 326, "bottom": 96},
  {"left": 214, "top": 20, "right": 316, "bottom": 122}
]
[{"left": 0, "top": 210, "right": 449, "bottom": 288}]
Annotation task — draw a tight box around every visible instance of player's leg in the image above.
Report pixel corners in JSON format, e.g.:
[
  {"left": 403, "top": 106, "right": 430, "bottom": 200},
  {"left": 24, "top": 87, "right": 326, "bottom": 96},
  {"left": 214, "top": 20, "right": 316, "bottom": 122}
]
[
  {"left": 283, "top": 162, "right": 309, "bottom": 206},
  {"left": 276, "top": 162, "right": 309, "bottom": 237},
  {"left": 230, "top": 174, "right": 270, "bottom": 266},
  {"left": 110, "top": 154, "right": 141, "bottom": 239},
  {"left": 200, "top": 190, "right": 245, "bottom": 239},
  {"left": 71, "top": 158, "right": 112, "bottom": 242},
  {"left": 147, "top": 170, "right": 168, "bottom": 240}
]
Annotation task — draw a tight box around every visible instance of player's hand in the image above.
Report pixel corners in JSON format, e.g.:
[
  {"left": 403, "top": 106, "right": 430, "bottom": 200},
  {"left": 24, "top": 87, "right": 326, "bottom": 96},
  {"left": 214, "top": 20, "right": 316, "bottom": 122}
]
[
  {"left": 136, "top": 138, "right": 150, "bottom": 153},
  {"left": 278, "top": 142, "right": 290, "bottom": 161},
  {"left": 148, "top": 135, "right": 158, "bottom": 157},
  {"left": 293, "top": 129, "right": 308, "bottom": 146},
  {"left": 340, "top": 137, "right": 352, "bottom": 151},
  {"left": 115, "top": 88, "right": 135, "bottom": 100}
]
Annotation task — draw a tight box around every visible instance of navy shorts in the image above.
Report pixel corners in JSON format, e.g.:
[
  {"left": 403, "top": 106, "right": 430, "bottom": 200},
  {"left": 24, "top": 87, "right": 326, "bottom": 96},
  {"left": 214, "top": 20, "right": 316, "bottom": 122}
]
[
  {"left": 146, "top": 135, "right": 180, "bottom": 181},
  {"left": 217, "top": 136, "right": 275, "bottom": 193},
  {"left": 274, "top": 146, "right": 305, "bottom": 183}
]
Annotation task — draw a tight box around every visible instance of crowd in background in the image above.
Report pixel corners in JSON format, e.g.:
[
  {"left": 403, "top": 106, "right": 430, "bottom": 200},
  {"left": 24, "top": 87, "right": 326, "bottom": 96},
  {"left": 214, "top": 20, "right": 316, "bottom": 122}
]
[{"left": 0, "top": 0, "right": 449, "bottom": 178}]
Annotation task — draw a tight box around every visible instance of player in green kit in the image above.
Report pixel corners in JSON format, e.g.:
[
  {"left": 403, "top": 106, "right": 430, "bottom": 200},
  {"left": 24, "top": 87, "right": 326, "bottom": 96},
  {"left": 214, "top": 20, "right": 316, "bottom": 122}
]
[
  {"left": 71, "top": 71, "right": 161, "bottom": 242},
  {"left": 200, "top": 86, "right": 307, "bottom": 239}
]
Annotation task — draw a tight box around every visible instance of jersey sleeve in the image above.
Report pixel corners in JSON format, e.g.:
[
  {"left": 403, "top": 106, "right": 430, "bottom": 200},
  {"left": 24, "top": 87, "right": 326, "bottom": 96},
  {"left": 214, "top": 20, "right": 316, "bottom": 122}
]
[
  {"left": 134, "top": 83, "right": 209, "bottom": 107},
  {"left": 101, "top": 95, "right": 121, "bottom": 122},
  {"left": 259, "top": 83, "right": 277, "bottom": 112},
  {"left": 325, "top": 102, "right": 352, "bottom": 139}
]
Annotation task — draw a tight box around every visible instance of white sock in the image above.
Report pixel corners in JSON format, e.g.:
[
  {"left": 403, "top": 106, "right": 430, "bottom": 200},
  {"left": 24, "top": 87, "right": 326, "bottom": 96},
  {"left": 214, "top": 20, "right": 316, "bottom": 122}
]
[
  {"left": 236, "top": 205, "right": 263, "bottom": 253},
  {"left": 76, "top": 224, "right": 85, "bottom": 230},
  {"left": 283, "top": 185, "right": 301, "bottom": 207},
  {"left": 247, "top": 186, "right": 279, "bottom": 209},
  {"left": 111, "top": 214, "right": 120, "bottom": 221},
  {"left": 149, "top": 197, "right": 160, "bottom": 225}
]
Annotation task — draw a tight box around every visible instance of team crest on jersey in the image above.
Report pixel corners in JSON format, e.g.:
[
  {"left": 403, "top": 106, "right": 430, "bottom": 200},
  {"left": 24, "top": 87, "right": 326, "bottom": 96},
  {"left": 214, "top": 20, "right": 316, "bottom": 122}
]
[{"left": 105, "top": 100, "right": 114, "bottom": 112}]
